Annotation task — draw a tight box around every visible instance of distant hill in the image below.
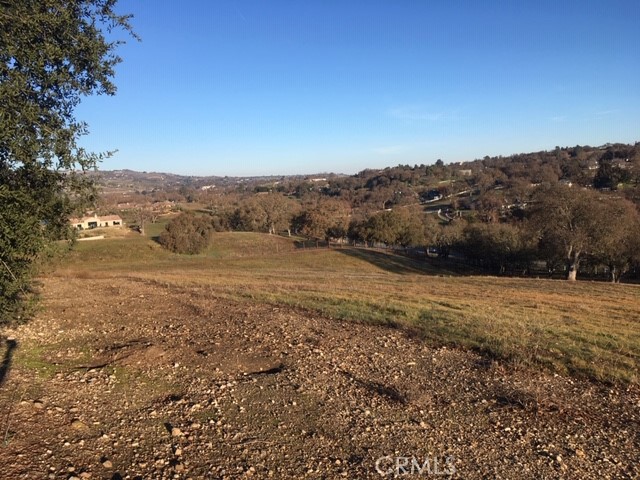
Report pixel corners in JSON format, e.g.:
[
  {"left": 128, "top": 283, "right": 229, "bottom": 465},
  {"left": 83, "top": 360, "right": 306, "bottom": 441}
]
[
  {"left": 92, "top": 142, "right": 639, "bottom": 216},
  {"left": 90, "top": 169, "right": 346, "bottom": 194}
]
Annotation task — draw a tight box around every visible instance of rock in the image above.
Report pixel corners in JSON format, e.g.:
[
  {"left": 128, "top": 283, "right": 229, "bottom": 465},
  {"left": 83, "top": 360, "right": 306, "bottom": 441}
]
[
  {"left": 102, "top": 460, "right": 113, "bottom": 469},
  {"left": 171, "top": 427, "right": 183, "bottom": 437},
  {"left": 33, "top": 400, "right": 45, "bottom": 409},
  {"left": 71, "top": 419, "right": 86, "bottom": 430}
]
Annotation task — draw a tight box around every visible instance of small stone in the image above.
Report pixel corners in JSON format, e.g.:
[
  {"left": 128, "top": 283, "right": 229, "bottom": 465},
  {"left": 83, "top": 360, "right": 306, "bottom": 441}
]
[
  {"left": 80, "top": 473, "right": 92, "bottom": 479},
  {"left": 171, "top": 427, "right": 183, "bottom": 437},
  {"left": 71, "top": 419, "right": 86, "bottom": 430},
  {"left": 102, "top": 460, "right": 113, "bottom": 469},
  {"left": 175, "top": 448, "right": 182, "bottom": 456},
  {"left": 33, "top": 400, "right": 45, "bottom": 409},
  {"left": 575, "top": 449, "right": 585, "bottom": 458},
  {"left": 174, "top": 463, "right": 185, "bottom": 472}
]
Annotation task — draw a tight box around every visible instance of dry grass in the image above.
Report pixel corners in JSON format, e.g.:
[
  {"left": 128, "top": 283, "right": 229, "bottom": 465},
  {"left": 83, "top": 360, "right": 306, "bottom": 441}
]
[
  {"left": 76, "top": 226, "right": 133, "bottom": 239},
  {"left": 55, "top": 232, "right": 640, "bottom": 384}
]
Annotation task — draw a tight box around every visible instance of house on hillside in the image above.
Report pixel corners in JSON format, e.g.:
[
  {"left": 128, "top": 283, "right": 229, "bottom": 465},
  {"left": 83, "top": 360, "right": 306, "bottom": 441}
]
[
  {"left": 70, "top": 214, "right": 123, "bottom": 230},
  {"left": 422, "top": 189, "right": 443, "bottom": 202}
]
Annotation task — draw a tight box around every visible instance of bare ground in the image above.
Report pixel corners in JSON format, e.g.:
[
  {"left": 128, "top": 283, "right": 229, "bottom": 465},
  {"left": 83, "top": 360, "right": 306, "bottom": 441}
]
[{"left": 0, "top": 275, "right": 639, "bottom": 479}]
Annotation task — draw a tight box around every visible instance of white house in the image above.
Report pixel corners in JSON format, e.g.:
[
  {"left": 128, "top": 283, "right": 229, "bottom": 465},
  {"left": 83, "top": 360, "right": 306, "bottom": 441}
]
[{"left": 69, "top": 214, "right": 123, "bottom": 230}]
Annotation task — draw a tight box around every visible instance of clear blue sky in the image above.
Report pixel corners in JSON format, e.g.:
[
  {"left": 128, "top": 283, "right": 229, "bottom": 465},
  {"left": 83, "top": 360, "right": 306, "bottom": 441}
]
[{"left": 76, "top": 0, "right": 640, "bottom": 176}]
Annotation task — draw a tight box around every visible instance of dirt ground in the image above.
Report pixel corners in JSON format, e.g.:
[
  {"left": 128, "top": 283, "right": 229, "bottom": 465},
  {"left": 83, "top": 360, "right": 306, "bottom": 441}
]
[{"left": 0, "top": 275, "right": 638, "bottom": 479}]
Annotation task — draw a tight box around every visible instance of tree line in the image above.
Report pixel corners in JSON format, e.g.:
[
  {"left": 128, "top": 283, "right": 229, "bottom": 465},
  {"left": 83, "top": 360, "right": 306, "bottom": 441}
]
[{"left": 160, "top": 182, "right": 640, "bottom": 283}]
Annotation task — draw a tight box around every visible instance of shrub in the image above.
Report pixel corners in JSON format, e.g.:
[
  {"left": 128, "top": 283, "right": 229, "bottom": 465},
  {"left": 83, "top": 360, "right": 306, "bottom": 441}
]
[{"left": 159, "top": 213, "right": 213, "bottom": 254}]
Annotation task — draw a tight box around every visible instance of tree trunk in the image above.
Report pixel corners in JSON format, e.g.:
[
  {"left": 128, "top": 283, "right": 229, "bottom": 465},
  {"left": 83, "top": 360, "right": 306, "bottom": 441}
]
[
  {"left": 566, "top": 249, "right": 580, "bottom": 281},
  {"left": 567, "top": 264, "right": 577, "bottom": 281},
  {"left": 609, "top": 265, "right": 620, "bottom": 283}
]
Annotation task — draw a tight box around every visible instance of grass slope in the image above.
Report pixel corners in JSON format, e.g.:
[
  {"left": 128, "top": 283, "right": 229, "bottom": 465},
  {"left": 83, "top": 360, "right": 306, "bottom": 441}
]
[{"left": 56, "top": 232, "right": 640, "bottom": 383}]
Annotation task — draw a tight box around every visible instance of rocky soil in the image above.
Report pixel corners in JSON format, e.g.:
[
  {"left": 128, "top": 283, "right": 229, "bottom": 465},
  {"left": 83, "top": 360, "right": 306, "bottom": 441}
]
[{"left": 0, "top": 276, "right": 638, "bottom": 479}]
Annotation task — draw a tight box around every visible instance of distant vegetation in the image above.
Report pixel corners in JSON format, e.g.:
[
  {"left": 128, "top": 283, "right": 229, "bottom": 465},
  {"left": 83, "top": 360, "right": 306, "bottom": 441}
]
[{"left": 139, "top": 142, "right": 640, "bottom": 283}]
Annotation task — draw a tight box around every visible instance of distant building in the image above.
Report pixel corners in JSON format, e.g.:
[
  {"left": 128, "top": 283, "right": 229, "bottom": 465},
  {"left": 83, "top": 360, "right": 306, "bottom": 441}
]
[
  {"left": 422, "top": 190, "right": 443, "bottom": 202},
  {"left": 612, "top": 158, "right": 631, "bottom": 169},
  {"left": 69, "top": 214, "right": 123, "bottom": 230},
  {"left": 458, "top": 169, "right": 472, "bottom": 176}
]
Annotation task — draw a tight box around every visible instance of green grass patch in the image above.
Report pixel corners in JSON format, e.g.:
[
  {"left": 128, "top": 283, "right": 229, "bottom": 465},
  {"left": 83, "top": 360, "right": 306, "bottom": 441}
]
[
  {"left": 144, "top": 219, "right": 171, "bottom": 240},
  {"left": 13, "top": 345, "right": 61, "bottom": 379}
]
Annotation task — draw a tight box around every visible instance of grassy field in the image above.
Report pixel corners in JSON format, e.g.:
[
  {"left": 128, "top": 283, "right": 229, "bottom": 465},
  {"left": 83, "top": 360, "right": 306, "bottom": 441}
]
[{"left": 55, "top": 231, "right": 640, "bottom": 384}]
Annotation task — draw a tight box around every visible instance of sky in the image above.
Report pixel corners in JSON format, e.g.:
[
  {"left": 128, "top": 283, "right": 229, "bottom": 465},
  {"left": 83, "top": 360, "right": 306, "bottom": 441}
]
[{"left": 76, "top": 0, "right": 640, "bottom": 176}]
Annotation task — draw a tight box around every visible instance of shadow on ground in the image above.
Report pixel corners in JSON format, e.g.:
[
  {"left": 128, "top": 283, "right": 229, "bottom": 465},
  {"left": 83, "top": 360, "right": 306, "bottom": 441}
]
[
  {"left": 335, "top": 247, "right": 464, "bottom": 276},
  {"left": 0, "top": 338, "right": 17, "bottom": 388}
]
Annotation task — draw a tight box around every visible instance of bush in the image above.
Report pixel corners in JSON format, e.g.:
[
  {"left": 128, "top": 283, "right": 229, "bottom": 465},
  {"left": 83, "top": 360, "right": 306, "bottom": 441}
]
[{"left": 159, "top": 213, "right": 213, "bottom": 254}]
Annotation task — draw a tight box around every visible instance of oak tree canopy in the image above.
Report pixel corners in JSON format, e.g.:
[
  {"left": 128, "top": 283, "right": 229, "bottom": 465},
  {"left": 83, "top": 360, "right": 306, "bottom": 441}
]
[{"left": 0, "top": 0, "right": 135, "bottom": 321}]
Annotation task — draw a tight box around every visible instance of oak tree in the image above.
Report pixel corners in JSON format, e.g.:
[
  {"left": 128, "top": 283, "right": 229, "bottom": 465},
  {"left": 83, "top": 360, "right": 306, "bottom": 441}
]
[{"left": 0, "top": 0, "right": 134, "bottom": 321}]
